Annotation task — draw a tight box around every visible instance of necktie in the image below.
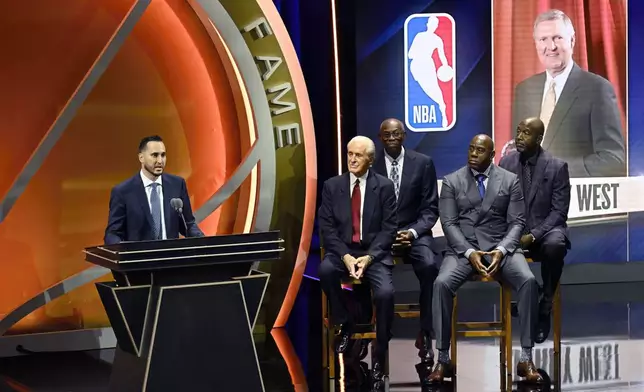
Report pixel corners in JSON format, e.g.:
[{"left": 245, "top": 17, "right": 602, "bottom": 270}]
[
  {"left": 150, "top": 183, "right": 162, "bottom": 239},
  {"left": 351, "top": 179, "right": 361, "bottom": 243},
  {"left": 475, "top": 174, "right": 486, "bottom": 200},
  {"left": 523, "top": 162, "right": 533, "bottom": 192},
  {"left": 540, "top": 80, "right": 557, "bottom": 141},
  {"left": 390, "top": 160, "right": 400, "bottom": 200}
]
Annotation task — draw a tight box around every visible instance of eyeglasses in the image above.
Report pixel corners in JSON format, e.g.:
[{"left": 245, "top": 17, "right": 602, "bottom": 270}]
[{"left": 381, "top": 131, "right": 404, "bottom": 139}]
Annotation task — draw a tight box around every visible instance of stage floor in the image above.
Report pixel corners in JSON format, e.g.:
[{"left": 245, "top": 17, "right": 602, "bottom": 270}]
[{"left": 1, "top": 280, "right": 644, "bottom": 392}]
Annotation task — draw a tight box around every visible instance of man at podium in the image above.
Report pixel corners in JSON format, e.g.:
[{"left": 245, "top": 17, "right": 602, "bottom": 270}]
[{"left": 104, "top": 135, "right": 204, "bottom": 245}]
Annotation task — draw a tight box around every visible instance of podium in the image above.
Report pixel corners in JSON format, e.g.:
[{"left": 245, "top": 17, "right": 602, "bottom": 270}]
[{"left": 84, "top": 231, "right": 284, "bottom": 392}]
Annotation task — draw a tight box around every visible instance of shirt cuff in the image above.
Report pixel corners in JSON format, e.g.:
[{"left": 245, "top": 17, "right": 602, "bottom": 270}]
[
  {"left": 495, "top": 246, "right": 507, "bottom": 256},
  {"left": 465, "top": 248, "right": 475, "bottom": 258},
  {"left": 409, "top": 228, "right": 418, "bottom": 239}
]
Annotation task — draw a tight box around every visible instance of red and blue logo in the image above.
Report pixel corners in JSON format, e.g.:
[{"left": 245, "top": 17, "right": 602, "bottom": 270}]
[{"left": 404, "top": 13, "right": 456, "bottom": 132}]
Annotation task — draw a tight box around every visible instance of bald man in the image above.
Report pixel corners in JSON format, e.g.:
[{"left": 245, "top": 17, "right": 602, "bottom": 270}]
[
  {"left": 500, "top": 118, "right": 571, "bottom": 344},
  {"left": 428, "top": 135, "right": 542, "bottom": 385},
  {"left": 373, "top": 118, "right": 440, "bottom": 379},
  {"left": 318, "top": 136, "right": 397, "bottom": 391}
]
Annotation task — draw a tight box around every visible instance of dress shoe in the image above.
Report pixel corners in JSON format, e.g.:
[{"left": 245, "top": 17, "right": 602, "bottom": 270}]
[
  {"left": 535, "top": 313, "right": 551, "bottom": 344},
  {"left": 426, "top": 361, "right": 454, "bottom": 384},
  {"left": 517, "top": 360, "right": 544, "bottom": 384},
  {"left": 371, "top": 361, "right": 386, "bottom": 392},
  {"left": 415, "top": 330, "right": 435, "bottom": 365},
  {"left": 335, "top": 324, "right": 352, "bottom": 354}
]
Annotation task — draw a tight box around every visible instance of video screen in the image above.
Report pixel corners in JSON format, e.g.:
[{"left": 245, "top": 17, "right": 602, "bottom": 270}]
[{"left": 356, "top": 0, "right": 644, "bottom": 263}]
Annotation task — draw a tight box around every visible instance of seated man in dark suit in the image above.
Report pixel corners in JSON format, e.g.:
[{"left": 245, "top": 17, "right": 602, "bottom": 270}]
[
  {"left": 500, "top": 117, "right": 571, "bottom": 343},
  {"left": 318, "top": 136, "right": 397, "bottom": 391},
  {"left": 429, "top": 135, "right": 543, "bottom": 384},
  {"left": 373, "top": 118, "right": 440, "bottom": 379},
  {"left": 104, "top": 135, "right": 204, "bottom": 246}
]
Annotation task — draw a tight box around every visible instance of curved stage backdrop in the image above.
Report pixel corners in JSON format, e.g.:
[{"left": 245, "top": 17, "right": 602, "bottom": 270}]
[{"left": 0, "top": 0, "right": 315, "bottom": 341}]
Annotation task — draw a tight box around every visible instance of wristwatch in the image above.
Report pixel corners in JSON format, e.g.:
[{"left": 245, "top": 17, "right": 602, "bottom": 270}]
[
  {"left": 366, "top": 255, "right": 374, "bottom": 264},
  {"left": 528, "top": 233, "right": 536, "bottom": 242}
]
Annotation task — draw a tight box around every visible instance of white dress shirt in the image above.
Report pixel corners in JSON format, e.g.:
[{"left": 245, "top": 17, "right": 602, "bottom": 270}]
[
  {"left": 349, "top": 170, "right": 368, "bottom": 240},
  {"left": 542, "top": 60, "right": 574, "bottom": 104},
  {"left": 140, "top": 170, "right": 167, "bottom": 240}
]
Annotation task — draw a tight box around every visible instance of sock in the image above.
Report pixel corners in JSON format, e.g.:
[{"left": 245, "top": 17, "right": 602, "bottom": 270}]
[
  {"left": 520, "top": 347, "right": 533, "bottom": 362},
  {"left": 438, "top": 349, "right": 450, "bottom": 364}
]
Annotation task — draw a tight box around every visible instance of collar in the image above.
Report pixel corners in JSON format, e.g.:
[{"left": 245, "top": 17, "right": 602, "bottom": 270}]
[
  {"left": 384, "top": 146, "right": 405, "bottom": 164},
  {"left": 546, "top": 60, "right": 574, "bottom": 86},
  {"left": 349, "top": 170, "right": 369, "bottom": 185},
  {"left": 470, "top": 163, "right": 492, "bottom": 178},
  {"left": 520, "top": 147, "right": 541, "bottom": 166},
  {"left": 140, "top": 170, "right": 163, "bottom": 188}
]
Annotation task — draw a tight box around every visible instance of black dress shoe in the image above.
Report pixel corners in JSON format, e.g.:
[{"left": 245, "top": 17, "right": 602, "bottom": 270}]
[
  {"left": 371, "top": 361, "right": 386, "bottom": 392},
  {"left": 414, "top": 330, "right": 435, "bottom": 380},
  {"left": 535, "top": 313, "right": 551, "bottom": 344},
  {"left": 335, "top": 324, "right": 352, "bottom": 354}
]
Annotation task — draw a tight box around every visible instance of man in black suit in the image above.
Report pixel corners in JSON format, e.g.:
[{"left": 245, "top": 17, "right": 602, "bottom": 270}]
[
  {"left": 429, "top": 135, "right": 543, "bottom": 384},
  {"left": 500, "top": 117, "right": 571, "bottom": 343},
  {"left": 318, "top": 136, "right": 397, "bottom": 391},
  {"left": 511, "top": 9, "right": 625, "bottom": 177},
  {"left": 104, "top": 135, "right": 204, "bottom": 246},
  {"left": 373, "top": 118, "right": 439, "bottom": 379}
]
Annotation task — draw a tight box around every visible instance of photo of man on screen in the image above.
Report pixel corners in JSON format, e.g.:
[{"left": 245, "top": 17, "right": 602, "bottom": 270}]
[{"left": 511, "top": 9, "right": 625, "bottom": 178}]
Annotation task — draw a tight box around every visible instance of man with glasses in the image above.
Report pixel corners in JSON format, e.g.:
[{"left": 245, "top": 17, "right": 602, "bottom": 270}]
[{"left": 373, "top": 118, "right": 440, "bottom": 385}]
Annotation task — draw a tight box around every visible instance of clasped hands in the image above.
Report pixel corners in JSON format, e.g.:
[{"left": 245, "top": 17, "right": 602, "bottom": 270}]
[
  {"left": 468, "top": 249, "right": 504, "bottom": 277},
  {"left": 342, "top": 254, "right": 372, "bottom": 279}
]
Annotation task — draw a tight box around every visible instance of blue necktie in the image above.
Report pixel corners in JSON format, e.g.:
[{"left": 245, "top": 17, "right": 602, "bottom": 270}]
[
  {"left": 475, "top": 174, "right": 486, "bottom": 199},
  {"left": 150, "top": 183, "right": 162, "bottom": 239}
]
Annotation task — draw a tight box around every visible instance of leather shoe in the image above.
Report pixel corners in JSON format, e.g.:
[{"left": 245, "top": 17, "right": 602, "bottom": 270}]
[
  {"left": 535, "top": 313, "right": 551, "bottom": 344},
  {"left": 371, "top": 361, "right": 386, "bottom": 392},
  {"left": 426, "top": 361, "right": 454, "bottom": 384},
  {"left": 335, "top": 324, "right": 352, "bottom": 354},
  {"left": 517, "top": 360, "right": 544, "bottom": 384},
  {"left": 415, "top": 330, "right": 435, "bottom": 365}
]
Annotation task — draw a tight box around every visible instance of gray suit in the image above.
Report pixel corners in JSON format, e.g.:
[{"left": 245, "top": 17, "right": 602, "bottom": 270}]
[
  {"left": 434, "top": 165, "right": 539, "bottom": 349},
  {"left": 512, "top": 64, "right": 625, "bottom": 177}
]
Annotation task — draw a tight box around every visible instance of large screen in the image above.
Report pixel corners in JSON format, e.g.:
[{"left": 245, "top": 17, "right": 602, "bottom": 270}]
[{"left": 356, "top": 0, "right": 644, "bottom": 263}]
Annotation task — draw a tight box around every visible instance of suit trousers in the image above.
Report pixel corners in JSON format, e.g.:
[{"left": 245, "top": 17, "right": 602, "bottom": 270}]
[
  {"left": 319, "top": 252, "right": 395, "bottom": 359},
  {"left": 433, "top": 252, "right": 539, "bottom": 349},
  {"left": 528, "top": 230, "right": 568, "bottom": 314}
]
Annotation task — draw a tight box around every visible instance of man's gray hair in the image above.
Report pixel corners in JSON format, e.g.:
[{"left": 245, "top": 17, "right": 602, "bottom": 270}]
[
  {"left": 348, "top": 136, "right": 376, "bottom": 159},
  {"left": 533, "top": 9, "right": 575, "bottom": 39}
]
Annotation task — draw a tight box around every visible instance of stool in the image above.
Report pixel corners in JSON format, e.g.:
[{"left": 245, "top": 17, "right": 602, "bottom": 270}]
[{"left": 451, "top": 274, "right": 513, "bottom": 390}]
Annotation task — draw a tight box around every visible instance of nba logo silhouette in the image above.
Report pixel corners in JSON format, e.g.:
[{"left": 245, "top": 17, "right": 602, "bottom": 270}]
[{"left": 404, "top": 13, "right": 456, "bottom": 132}]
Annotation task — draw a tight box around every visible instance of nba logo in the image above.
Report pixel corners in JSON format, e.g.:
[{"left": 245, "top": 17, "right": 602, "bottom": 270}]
[{"left": 404, "top": 13, "right": 456, "bottom": 132}]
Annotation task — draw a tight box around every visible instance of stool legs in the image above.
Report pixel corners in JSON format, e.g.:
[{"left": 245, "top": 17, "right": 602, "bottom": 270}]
[
  {"left": 502, "top": 284, "right": 513, "bottom": 392},
  {"left": 553, "top": 285, "right": 562, "bottom": 391}
]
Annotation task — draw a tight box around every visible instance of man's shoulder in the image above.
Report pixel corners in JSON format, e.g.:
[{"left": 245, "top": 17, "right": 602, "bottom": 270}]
[
  {"left": 405, "top": 149, "right": 433, "bottom": 165},
  {"left": 162, "top": 173, "right": 186, "bottom": 186},
  {"left": 515, "top": 72, "right": 545, "bottom": 92},
  {"left": 575, "top": 67, "right": 614, "bottom": 90},
  {"left": 499, "top": 151, "right": 520, "bottom": 168},
  {"left": 112, "top": 174, "right": 139, "bottom": 193},
  {"left": 323, "top": 173, "right": 347, "bottom": 187},
  {"left": 443, "top": 166, "right": 469, "bottom": 183},
  {"left": 541, "top": 150, "right": 567, "bottom": 171}
]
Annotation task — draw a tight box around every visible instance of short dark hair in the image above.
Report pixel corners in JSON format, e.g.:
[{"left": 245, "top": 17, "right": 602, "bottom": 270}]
[{"left": 138, "top": 135, "right": 163, "bottom": 152}]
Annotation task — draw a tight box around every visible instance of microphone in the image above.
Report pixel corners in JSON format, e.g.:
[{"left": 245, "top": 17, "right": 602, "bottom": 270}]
[{"left": 170, "top": 198, "right": 188, "bottom": 236}]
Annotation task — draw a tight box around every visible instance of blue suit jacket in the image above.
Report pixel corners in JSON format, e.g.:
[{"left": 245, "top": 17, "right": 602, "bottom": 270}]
[
  {"left": 499, "top": 148, "right": 570, "bottom": 244},
  {"left": 104, "top": 173, "right": 204, "bottom": 245},
  {"left": 373, "top": 148, "right": 439, "bottom": 246},
  {"left": 318, "top": 171, "right": 397, "bottom": 265}
]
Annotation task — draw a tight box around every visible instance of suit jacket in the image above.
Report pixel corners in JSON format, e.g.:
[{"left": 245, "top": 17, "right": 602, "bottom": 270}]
[
  {"left": 373, "top": 149, "right": 439, "bottom": 245},
  {"left": 104, "top": 173, "right": 204, "bottom": 245},
  {"left": 439, "top": 165, "right": 525, "bottom": 256},
  {"left": 499, "top": 148, "right": 571, "bottom": 245},
  {"left": 512, "top": 64, "right": 625, "bottom": 177},
  {"left": 318, "top": 171, "right": 397, "bottom": 265}
]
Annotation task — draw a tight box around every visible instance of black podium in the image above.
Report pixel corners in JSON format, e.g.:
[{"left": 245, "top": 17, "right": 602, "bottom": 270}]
[{"left": 84, "top": 231, "right": 284, "bottom": 392}]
